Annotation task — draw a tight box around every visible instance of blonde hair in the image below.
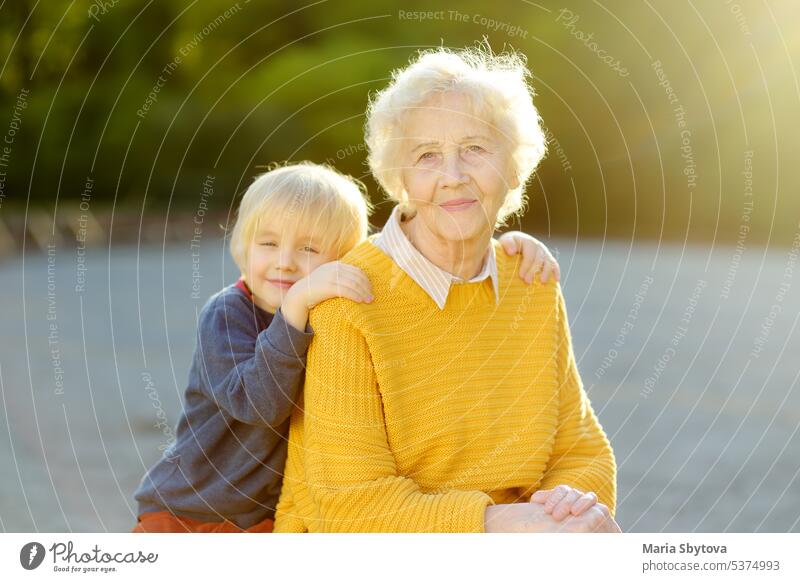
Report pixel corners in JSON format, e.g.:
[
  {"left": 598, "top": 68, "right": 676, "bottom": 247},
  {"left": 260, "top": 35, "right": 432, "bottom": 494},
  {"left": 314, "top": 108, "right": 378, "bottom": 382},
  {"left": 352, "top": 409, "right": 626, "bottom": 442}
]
[
  {"left": 365, "top": 45, "right": 547, "bottom": 226},
  {"left": 229, "top": 162, "right": 372, "bottom": 274}
]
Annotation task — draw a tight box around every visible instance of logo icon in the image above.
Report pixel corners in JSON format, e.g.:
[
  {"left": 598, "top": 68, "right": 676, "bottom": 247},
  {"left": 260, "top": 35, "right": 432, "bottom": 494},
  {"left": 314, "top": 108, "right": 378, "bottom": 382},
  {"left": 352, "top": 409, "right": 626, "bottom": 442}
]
[{"left": 20, "top": 542, "right": 46, "bottom": 570}]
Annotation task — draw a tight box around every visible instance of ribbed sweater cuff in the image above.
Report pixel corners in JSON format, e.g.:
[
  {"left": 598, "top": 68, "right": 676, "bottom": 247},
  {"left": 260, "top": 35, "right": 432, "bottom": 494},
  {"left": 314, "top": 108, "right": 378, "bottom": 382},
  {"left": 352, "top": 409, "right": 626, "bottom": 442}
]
[{"left": 438, "top": 490, "right": 494, "bottom": 533}]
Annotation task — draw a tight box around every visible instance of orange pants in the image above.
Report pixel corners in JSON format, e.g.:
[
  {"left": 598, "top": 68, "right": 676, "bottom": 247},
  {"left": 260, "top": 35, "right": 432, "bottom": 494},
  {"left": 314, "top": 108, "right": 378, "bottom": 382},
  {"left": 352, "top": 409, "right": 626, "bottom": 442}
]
[{"left": 132, "top": 511, "right": 274, "bottom": 533}]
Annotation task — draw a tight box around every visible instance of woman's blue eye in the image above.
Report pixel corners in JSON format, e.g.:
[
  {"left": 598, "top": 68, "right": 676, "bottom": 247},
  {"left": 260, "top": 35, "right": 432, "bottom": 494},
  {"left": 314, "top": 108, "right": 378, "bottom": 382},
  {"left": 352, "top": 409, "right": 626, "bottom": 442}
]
[
  {"left": 419, "top": 152, "right": 437, "bottom": 162},
  {"left": 466, "top": 145, "right": 485, "bottom": 153},
  {"left": 302, "top": 246, "right": 318, "bottom": 253}
]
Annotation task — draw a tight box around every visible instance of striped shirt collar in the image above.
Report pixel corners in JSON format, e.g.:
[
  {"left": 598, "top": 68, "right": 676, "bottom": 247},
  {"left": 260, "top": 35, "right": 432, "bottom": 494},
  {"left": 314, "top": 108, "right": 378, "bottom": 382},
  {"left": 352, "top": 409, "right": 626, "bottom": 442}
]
[{"left": 372, "top": 205, "right": 499, "bottom": 309}]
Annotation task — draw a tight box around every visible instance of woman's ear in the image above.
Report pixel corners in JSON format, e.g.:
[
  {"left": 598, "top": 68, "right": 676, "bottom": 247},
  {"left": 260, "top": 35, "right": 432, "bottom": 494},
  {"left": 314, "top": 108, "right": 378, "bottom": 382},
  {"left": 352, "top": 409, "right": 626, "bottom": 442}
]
[
  {"left": 508, "top": 172, "right": 521, "bottom": 191},
  {"left": 399, "top": 196, "right": 418, "bottom": 220},
  {"left": 506, "top": 161, "right": 521, "bottom": 190},
  {"left": 400, "top": 189, "right": 414, "bottom": 208}
]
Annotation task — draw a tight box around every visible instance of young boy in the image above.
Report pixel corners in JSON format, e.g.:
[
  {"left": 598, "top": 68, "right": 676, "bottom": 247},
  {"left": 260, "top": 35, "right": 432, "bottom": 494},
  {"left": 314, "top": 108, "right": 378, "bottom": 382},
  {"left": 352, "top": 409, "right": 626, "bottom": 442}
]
[{"left": 132, "top": 162, "right": 562, "bottom": 532}]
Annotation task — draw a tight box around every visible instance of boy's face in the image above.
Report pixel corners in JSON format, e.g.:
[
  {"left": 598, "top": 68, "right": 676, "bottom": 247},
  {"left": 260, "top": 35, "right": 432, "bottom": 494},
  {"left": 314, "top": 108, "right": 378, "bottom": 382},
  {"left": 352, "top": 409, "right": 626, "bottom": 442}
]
[{"left": 246, "top": 219, "right": 338, "bottom": 313}]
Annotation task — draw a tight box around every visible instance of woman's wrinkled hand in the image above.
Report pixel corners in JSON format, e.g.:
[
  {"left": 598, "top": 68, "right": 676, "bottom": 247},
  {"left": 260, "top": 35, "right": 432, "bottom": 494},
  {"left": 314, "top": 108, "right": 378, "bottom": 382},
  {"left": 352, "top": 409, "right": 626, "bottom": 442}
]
[
  {"left": 530, "top": 484, "right": 599, "bottom": 521},
  {"left": 484, "top": 500, "right": 620, "bottom": 533}
]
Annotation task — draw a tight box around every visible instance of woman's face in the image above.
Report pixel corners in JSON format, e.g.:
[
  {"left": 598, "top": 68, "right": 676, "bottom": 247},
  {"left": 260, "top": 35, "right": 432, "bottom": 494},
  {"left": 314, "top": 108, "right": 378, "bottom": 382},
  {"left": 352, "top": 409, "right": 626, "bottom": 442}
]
[{"left": 399, "top": 91, "right": 518, "bottom": 244}]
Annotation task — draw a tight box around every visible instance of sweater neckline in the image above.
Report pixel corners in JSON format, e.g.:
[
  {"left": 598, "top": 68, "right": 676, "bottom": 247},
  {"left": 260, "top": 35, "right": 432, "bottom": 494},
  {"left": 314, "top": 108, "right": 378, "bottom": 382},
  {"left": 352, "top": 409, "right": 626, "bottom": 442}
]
[{"left": 358, "top": 236, "right": 508, "bottom": 310}]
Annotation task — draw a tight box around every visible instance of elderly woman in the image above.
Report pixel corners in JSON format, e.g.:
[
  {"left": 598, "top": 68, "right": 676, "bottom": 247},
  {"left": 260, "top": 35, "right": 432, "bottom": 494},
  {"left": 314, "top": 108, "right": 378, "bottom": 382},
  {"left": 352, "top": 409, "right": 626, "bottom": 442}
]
[{"left": 274, "top": 47, "right": 619, "bottom": 533}]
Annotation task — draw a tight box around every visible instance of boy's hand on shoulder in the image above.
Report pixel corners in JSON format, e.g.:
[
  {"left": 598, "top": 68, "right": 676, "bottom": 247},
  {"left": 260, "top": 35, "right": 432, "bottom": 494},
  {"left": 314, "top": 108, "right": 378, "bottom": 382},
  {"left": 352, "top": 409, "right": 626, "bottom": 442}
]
[
  {"left": 282, "top": 261, "right": 372, "bottom": 332},
  {"left": 498, "top": 231, "right": 560, "bottom": 284},
  {"left": 288, "top": 260, "right": 373, "bottom": 313}
]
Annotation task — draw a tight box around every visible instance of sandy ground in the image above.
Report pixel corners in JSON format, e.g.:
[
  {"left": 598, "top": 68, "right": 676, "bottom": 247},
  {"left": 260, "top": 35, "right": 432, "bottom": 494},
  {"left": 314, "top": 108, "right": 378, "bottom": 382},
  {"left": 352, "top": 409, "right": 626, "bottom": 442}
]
[{"left": 1, "top": 234, "right": 798, "bottom": 532}]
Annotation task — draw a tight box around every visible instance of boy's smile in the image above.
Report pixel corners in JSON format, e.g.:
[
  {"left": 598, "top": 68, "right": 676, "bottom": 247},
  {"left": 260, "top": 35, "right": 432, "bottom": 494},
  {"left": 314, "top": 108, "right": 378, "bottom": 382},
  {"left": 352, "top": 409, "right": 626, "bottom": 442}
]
[{"left": 246, "top": 221, "right": 338, "bottom": 313}]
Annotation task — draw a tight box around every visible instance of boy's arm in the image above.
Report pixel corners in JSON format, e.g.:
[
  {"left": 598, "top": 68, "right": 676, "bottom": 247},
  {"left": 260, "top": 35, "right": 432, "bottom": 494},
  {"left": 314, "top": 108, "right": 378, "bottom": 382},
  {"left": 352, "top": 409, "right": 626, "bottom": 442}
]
[
  {"left": 537, "top": 284, "right": 617, "bottom": 515},
  {"left": 195, "top": 295, "right": 313, "bottom": 426}
]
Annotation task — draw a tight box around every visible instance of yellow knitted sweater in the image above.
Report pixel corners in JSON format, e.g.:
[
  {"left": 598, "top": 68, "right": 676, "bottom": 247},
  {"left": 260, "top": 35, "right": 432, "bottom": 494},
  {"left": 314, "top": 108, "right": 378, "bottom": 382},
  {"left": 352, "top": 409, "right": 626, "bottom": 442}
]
[{"left": 274, "top": 238, "right": 616, "bottom": 532}]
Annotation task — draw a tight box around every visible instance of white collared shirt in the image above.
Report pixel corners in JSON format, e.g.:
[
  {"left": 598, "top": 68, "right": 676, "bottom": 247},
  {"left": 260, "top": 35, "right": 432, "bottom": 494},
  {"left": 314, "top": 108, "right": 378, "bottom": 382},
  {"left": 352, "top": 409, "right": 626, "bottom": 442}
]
[{"left": 371, "top": 205, "right": 500, "bottom": 309}]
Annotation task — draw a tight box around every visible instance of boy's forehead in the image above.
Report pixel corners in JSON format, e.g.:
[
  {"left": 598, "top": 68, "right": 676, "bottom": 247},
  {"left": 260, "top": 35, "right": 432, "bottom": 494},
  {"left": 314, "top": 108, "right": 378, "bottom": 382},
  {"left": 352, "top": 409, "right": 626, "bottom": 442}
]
[{"left": 255, "top": 219, "right": 324, "bottom": 241}]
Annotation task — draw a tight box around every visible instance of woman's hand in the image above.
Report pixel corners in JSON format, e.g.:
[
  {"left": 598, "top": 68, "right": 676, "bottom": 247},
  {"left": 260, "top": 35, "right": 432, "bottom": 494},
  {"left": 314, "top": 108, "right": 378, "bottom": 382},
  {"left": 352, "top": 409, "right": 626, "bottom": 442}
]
[
  {"left": 281, "top": 261, "right": 373, "bottom": 332},
  {"left": 498, "top": 231, "right": 560, "bottom": 284},
  {"left": 530, "top": 484, "right": 599, "bottom": 521},
  {"left": 561, "top": 503, "right": 621, "bottom": 533},
  {"left": 484, "top": 500, "right": 620, "bottom": 533}
]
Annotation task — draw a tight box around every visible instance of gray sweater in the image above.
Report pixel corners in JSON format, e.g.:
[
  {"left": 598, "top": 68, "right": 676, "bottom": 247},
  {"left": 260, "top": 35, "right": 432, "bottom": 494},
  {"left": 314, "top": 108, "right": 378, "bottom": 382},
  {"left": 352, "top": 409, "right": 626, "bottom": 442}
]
[{"left": 133, "top": 282, "right": 313, "bottom": 528}]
